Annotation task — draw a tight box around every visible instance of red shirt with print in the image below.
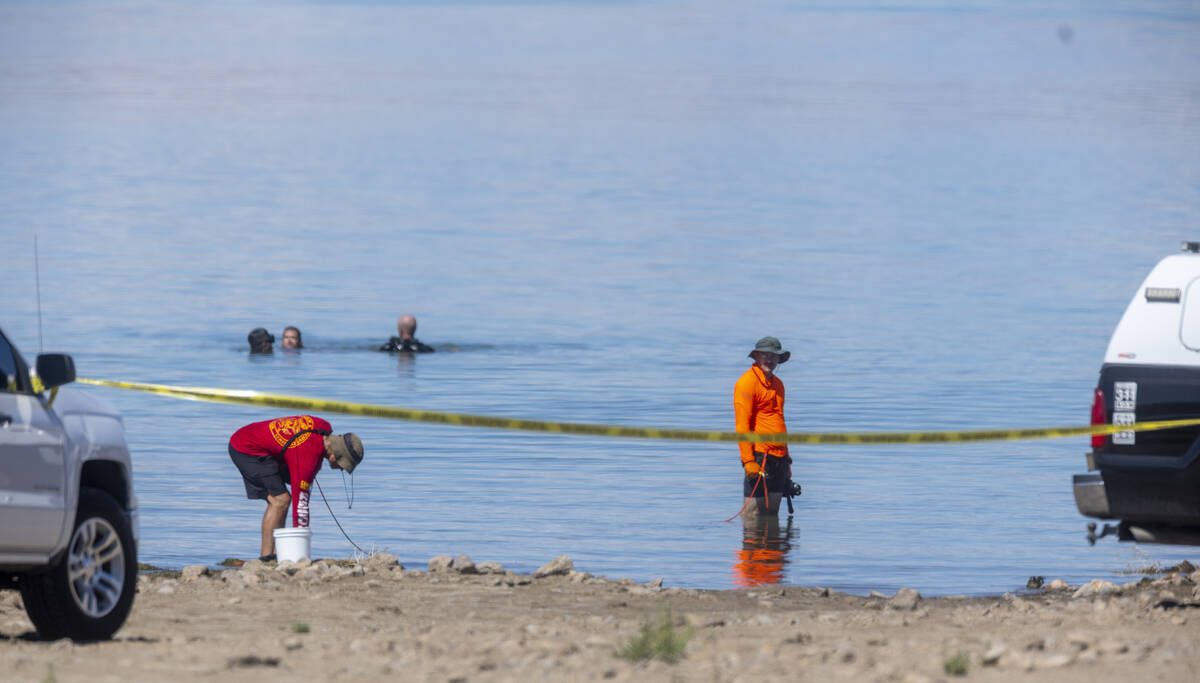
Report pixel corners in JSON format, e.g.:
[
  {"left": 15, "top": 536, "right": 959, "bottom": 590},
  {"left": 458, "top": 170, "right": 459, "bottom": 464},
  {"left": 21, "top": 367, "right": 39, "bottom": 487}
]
[{"left": 230, "top": 415, "right": 330, "bottom": 527}]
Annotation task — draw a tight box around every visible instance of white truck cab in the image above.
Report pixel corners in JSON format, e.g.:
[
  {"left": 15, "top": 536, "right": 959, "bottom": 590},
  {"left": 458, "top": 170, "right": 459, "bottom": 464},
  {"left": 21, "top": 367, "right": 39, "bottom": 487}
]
[
  {"left": 1074, "top": 242, "right": 1200, "bottom": 545},
  {"left": 0, "top": 326, "right": 139, "bottom": 640}
]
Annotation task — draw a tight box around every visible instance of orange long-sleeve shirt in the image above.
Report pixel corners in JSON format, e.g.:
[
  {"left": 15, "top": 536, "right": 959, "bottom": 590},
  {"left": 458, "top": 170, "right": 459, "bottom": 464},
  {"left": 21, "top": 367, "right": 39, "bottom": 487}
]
[{"left": 734, "top": 365, "right": 789, "bottom": 472}]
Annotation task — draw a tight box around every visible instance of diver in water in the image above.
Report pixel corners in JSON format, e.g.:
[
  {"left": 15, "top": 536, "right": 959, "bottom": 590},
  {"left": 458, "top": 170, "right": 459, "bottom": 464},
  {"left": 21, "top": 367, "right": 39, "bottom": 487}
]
[
  {"left": 380, "top": 314, "right": 434, "bottom": 353},
  {"left": 248, "top": 328, "right": 274, "bottom": 354}
]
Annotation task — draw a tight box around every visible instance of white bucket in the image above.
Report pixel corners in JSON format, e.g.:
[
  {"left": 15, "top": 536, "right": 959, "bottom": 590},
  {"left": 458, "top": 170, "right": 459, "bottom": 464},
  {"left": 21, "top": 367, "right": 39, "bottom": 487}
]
[{"left": 273, "top": 527, "right": 312, "bottom": 563}]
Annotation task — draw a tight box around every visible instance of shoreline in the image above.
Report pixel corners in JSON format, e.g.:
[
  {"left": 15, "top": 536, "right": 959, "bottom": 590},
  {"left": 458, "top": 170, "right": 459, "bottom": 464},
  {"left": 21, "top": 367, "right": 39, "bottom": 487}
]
[{"left": 3, "top": 554, "right": 1198, "bottom": 682}]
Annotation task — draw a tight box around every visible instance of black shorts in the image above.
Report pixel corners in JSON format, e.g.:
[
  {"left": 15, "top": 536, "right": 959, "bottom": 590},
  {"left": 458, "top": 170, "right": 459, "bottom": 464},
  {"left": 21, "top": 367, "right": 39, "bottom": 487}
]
[
  {"left": 743, "top": 453, "right": 790, "bottom": 497},
  {"left": 229, "top": 444, "right": 289, "bottom": 500}
]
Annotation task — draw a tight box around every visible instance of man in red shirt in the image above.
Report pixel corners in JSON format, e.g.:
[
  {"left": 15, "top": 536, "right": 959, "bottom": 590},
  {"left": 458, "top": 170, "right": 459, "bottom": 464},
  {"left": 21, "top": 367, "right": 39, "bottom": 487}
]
[
  {"left": 734, "top": 337, "right": 792, "bottom": 518},
  {"left": 228, "top": 415, "right": 364, "bottom": 561}
]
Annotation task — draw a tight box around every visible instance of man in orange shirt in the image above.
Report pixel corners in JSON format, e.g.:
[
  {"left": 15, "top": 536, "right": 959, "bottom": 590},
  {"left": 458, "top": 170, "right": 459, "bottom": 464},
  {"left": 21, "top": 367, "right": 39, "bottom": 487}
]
[{"left": 734, "top": 336, "right": 793, "bottom": 518}]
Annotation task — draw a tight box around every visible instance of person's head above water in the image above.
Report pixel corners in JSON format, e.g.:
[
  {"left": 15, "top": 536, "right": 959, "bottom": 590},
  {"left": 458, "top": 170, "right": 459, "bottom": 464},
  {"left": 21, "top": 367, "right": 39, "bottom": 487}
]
[
  {"left": 397, "top": 314, "right": 418, "bottom": 340},
  {"left": 248, "top": 328, "right": 274, "bottom": 354},
  {"left": 281, "top": 326, "right": 302, "bottom": 349}
]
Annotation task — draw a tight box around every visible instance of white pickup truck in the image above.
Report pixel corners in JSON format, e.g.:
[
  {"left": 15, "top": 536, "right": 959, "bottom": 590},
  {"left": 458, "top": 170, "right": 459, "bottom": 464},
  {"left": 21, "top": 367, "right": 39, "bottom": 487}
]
[
  {"left": 0, "top": 326, "right": 138, "bottom": 640},
  {"left": 1074, "top": 242, "right": 1200, "bottom": 545}
]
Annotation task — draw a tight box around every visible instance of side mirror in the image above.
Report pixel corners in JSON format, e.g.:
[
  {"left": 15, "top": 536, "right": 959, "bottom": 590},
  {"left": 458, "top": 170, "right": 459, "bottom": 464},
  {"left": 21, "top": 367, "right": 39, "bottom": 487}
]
[{"left": 36, "top": 354, "right": 76, "bottom": 391}]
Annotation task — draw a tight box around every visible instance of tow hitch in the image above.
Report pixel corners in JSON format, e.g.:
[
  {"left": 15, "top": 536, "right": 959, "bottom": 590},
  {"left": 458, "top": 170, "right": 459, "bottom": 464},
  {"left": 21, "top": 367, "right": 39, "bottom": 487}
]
[{"left": 1087, "top": 522, "right": 1120, "bottom": 545}]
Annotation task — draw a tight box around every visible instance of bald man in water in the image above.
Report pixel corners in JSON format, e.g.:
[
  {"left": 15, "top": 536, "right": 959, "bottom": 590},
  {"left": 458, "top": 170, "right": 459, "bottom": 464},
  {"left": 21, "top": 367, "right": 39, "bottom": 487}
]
[{"left": 380, "top": 314, "right": 435, "bottom": 353}]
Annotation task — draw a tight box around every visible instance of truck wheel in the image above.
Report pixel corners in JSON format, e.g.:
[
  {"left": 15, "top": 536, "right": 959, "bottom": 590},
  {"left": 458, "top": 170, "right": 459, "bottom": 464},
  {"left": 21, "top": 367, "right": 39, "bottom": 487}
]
[{"left": 21, "top": 487, "right": 137, "bottom": 641}]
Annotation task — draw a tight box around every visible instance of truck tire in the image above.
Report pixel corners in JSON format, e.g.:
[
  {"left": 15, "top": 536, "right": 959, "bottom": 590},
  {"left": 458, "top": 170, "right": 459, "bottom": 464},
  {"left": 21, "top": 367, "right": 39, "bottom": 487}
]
[{"left": 20, "top": 487, "right": 137, "bottom": 641}]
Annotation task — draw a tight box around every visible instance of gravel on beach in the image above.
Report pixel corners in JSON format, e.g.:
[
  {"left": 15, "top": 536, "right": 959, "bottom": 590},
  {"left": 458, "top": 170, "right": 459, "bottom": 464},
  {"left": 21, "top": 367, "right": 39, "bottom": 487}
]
[{"left": 2, "top": 554, "right": 1198, "bottom": 682}]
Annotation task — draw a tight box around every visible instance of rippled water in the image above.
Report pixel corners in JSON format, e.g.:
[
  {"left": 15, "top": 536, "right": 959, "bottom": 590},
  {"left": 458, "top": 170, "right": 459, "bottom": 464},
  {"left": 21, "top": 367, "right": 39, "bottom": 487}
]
[{"left": 2, "top": 0, "right": 1199, "bottom": 594}]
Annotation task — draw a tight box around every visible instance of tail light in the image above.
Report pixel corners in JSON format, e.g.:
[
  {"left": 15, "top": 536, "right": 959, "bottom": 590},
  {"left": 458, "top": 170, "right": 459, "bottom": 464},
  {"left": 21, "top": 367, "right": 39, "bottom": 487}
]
[{"left": 1090, "top": 387, "right": 1107, "bottom": 449}]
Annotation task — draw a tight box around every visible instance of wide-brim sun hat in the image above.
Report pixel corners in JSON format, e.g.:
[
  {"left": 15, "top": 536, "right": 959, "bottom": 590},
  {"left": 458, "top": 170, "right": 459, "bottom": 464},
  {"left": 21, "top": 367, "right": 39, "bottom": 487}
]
[
  {"left": 748, "top": 336, "right": 791, "bottom": 363},
  {"left": 329, "top": 433, "right": 364, "bottom": 473}
]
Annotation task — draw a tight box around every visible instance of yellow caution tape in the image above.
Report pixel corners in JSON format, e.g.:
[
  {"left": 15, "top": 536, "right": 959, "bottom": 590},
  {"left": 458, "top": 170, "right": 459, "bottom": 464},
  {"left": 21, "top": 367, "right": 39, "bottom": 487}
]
[{"left": 77, "top": 377, "right": 1200, "bottom": 445}]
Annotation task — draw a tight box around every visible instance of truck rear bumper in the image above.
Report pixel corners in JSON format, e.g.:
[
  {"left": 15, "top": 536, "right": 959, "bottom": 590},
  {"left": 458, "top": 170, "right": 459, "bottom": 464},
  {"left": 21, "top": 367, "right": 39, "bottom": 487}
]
[{"left": 1073, "top": 473, "right": 1111, "bottom": 518}]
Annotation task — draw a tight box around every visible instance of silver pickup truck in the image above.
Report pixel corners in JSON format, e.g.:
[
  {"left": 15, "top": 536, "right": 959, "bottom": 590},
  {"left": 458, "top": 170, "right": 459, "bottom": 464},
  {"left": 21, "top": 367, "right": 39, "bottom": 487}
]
[{"left": 0, "top": 326, "right": 138, "bottom": 640}]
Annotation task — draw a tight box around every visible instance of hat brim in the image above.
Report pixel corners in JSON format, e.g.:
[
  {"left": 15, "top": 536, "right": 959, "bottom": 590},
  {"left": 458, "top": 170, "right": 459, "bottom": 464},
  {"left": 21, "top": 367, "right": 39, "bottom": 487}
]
[
  {"left": 329, "top": 434, "right": 364, "bottom": 474},
  {"left": 748, "top": 349, "right": 790, "bottom": 363}
]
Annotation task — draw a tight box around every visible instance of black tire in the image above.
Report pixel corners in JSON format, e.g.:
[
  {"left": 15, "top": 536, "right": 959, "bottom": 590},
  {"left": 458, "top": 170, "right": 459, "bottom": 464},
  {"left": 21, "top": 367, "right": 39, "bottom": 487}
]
[{"left": 20, "top": 487, "right": 137, "bottom": 641}]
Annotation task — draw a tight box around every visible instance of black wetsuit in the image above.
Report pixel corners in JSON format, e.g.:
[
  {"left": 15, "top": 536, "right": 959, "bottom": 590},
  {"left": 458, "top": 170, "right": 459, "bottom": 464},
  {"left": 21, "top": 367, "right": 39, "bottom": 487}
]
[{"left": 379, "top": 336, "right": 434, "bottom": 353}]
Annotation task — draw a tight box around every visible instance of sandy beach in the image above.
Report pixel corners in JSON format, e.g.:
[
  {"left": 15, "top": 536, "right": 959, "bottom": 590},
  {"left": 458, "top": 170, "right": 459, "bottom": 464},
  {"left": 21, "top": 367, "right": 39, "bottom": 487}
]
[{"left": 2, "top": 554, "right": 1197, "bottom": 683}]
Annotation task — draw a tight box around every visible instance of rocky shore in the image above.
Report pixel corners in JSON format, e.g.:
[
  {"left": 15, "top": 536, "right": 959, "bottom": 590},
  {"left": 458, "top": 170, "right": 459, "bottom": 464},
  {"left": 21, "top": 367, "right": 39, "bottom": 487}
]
[{"left": 2, "top": 554, "right": 1198, "bottom": 682}]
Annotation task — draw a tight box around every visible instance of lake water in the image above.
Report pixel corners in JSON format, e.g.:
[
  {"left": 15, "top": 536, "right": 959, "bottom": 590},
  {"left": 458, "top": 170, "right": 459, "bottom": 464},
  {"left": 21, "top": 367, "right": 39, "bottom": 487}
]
[{"left": 2, "top": 0, "right": 1199, "bottom": 595}]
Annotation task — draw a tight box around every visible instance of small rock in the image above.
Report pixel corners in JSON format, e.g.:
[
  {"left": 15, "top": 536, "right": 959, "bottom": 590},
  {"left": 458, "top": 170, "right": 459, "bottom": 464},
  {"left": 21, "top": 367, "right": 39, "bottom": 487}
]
[
  {"left": 278, "top": 561, "right": 303, "bottom": 576},
  {"left": 364, "top": 553, "right": 400, "bottom": 571},
  {"left": 889, "top": 588, "right": 921, "bottom": 610},
  {"left": 1170, "top": 560, "right": 1195, "bottom": 574},
  {"left": 646, "top": 577, "right": 663, "bottom": 589},
  {"left": 998, "top": 652, "right": 1034, "bottom": 671},
  {"left": 982, "top": 643, "right": 1007, "bottom": 665},
  {"left": 476, "top": 561, "right": 505, "bottom": 574},
  {"left": 1072, "top": 579, "right": 1119, "bottom": 599},
  {"left": 283, "top": 637, "right": 303, "bottom": 651},
  {"left": 296, "top": 568, "right": 324, "bottom": 583},
  {"left": 868, "top": 590, "right": 888, "bottom": 599},
  {"left": 180, "top": 565, "right": 210, "bottom": 582},
  {"left": 330, "top": 566, "right": 364, "bottom": 580},
  {"left": 428, "top": 555, "right": 454, "bottom": 572},
  {"left": 157, "top": 584, "right": 176, "bottom": 595},
  {"left": 533, "top": 555, "right": 573, "bottom": 578},
  {"left": 1034, "top": 653, "right": 1073, "bottom": 669},
  {"left": 1046, "top": 579, "right": 1070, "bottom": 591},
  {"left": 452, "top": 554, "right": 477, "bottom": 574}
]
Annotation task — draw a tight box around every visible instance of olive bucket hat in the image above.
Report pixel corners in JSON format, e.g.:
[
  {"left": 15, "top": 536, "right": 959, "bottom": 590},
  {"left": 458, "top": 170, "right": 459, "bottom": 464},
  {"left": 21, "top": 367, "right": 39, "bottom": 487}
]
[
  {"left": 328, "top": 433, "right": 364, "bottom": 473},
  {"left": 748, "top": 336, "right": 791, "bottom": 363}
]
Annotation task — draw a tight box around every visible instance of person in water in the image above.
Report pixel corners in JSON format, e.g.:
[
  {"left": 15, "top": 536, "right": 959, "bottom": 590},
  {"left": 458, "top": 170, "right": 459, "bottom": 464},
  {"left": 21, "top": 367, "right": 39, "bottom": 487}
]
[
  {"left": 734, "top": 336, "right": 794, "bottom": 518},
  {"left": 228, "top": 416, "right": 364, "bottom": 561},
  {"left": 380, "top": 314, "right": 434, "bottom": 353},
  {"left": 248, "top": 328, "right": 274, "bottom": 354},
  {"left": 281, "top": 326, "right": 303, "bottom": 349}
]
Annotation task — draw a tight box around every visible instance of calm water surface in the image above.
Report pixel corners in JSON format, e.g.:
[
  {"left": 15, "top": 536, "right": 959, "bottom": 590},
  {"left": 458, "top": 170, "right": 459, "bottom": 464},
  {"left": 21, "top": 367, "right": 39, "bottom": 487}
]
[{"left": 2, "top": 0, "right": 1199, "bottom": 594}]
